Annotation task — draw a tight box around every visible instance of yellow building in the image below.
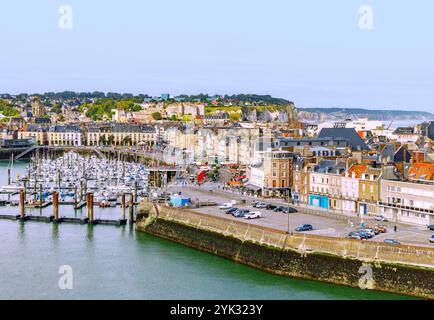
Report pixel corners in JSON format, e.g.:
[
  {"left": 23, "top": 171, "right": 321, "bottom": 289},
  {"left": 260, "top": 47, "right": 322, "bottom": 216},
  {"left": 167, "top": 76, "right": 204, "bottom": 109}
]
[
  {"left": 358, "top": 167, "right": 382, "bottom": 215},
  {"left": 18, "top": 125, "right": 48, "bottom": 145},
  {"left": 87, "top": 124, "right": 157, "bottom": 146}
]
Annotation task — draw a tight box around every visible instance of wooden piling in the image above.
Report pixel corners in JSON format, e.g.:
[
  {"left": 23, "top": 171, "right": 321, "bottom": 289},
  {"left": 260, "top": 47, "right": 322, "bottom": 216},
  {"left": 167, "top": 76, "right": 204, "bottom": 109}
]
[
  {"left": 74, "top": 186, "right": 78, "bottom": 208},
  {"left": 121, "top": 193, "right": 126, "bottom": 221},
  {"left": 39, "top": 184, "right": 43, "bottom": 205},
  {"left": 129, "top": 193, "right": 134, "bottom": 224},
  {"left": 53, "top": 191, "right": 59, "bottom": 221},
  {"left": 19, "top": 189, "right": 25, "bottom": 219},
  {"left": 87, "top": 192, "right": 94, "bottom": 223}
]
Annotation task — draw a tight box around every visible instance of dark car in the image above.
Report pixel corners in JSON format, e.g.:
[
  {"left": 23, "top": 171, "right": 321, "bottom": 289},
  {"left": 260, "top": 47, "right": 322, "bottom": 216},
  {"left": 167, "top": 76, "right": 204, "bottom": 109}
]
[
  {"left": 355, "top": 231, "right": 371, "bottom": 240},
  {"left": 273, "top": 206, "right": 285, "bottom": 212},
  {"left": 266, "top": 204, "right": 277, "bottom": 210},
  {"left": 232, "top": 209, "right": 250, "bottom": 218},
  {"left": 225, "top": 207, "right": 238, "bottom": 215},
  {"left": 357, "top": 230, "right": 373, "bottom": 239},
  {"left": 384, "top": 239, "right": 401, "bottom": 245},
  {"left": 296, "top": 224, "right": 313, "bottom": 232},
  {"left": 428, "top": 225, "right": 434, "bottom": 231},
  {"left": 283, "top": 207, "right": 298, "bottom": 214}
]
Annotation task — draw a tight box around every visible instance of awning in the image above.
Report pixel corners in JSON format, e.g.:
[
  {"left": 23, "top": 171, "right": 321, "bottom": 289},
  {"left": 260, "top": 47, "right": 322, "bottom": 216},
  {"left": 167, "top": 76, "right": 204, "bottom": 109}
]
[{"left": 244, "top": 184, "right": 262, "bottom": 191}]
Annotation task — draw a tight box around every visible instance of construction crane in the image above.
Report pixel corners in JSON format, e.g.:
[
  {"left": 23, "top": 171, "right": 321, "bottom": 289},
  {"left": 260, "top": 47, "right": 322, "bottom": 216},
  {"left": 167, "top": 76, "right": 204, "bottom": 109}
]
[{"left": 386, "top": 120, "right": 393, "bottom": 130}]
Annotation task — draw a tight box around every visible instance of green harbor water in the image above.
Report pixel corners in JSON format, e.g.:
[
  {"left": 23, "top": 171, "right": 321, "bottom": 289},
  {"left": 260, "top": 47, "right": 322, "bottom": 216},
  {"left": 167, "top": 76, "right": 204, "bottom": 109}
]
[{"left": 0, "top": 160, "right": 411, "bottom": 299}]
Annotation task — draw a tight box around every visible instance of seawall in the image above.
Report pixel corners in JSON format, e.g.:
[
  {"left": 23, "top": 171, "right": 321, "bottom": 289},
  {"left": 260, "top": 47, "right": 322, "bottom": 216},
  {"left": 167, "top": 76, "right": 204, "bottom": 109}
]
[{"left": 136, "top": 203, "right": 434, "bottom": 299}]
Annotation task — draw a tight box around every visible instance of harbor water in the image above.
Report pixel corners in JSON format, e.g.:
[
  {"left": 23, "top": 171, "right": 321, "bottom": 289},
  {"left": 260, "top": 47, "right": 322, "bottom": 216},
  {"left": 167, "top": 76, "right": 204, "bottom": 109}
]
[{"left": 0, "top": 160, "right": 410, "bottom": 299}]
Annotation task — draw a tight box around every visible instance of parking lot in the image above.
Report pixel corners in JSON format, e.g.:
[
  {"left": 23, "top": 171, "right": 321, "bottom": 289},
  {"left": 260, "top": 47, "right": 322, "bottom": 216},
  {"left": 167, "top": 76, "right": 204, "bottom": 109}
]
[{"left": 168, "top": 183, "right": 434, "bottom": 248}]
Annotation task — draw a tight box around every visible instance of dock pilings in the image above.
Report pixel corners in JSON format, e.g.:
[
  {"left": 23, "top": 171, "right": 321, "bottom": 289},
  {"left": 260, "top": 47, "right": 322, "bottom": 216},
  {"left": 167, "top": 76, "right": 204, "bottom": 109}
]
[
  {"left": 19, "top": 189, "right": 25, "bottom": 220},
  {"left": 129, "top": 193, "right": 134, "bottom": 224},
  {"left": 87, "top": 192, "right": 94, "bottom": 224},
  {"left": 53, "top": 191, "right": 59, "bottom": 222}
]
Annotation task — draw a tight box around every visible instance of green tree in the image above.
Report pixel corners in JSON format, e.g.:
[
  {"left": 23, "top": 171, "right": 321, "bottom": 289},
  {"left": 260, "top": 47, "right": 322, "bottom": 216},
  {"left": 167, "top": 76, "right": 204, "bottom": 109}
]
[
  {"left": 107, "top": 135, "right": 115, "bottom": 146},
  {"left": 51, "top": 103, "right": 62, "bottom": 114},
  {"left": 122, "top": 136, "right": 132, "bottom": 146},
  {"left": 152, "top": 112, "right": 162, "bottom": 120},
  {"left": 99, "top": 135, "right": 107, "bottom": 145}
]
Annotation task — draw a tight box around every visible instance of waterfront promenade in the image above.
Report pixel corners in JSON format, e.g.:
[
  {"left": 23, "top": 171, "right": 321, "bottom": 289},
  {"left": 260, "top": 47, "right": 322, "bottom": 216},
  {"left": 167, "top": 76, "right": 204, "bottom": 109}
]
[{"left": 167, "top": 182, "right": 434, "bottom": 248}]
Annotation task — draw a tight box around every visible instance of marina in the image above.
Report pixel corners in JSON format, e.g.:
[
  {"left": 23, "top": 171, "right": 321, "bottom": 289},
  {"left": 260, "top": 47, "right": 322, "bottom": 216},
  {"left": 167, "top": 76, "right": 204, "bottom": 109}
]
[{"left": 0, "top": 151, "right": 175, "bottom": 225}]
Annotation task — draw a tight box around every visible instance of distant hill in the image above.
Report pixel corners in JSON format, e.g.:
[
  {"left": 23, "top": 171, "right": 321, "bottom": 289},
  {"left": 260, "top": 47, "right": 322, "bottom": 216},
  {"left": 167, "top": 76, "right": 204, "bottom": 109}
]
[{"left": 297, "top": 108, "right": 434, "bottom": 122}]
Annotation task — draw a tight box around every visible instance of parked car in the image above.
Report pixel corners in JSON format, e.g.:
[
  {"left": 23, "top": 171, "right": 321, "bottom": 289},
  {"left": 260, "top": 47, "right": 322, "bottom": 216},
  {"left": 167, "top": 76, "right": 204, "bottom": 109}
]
[
  {"left": 219, "top": 203, "right": 233, "bottom": 210},
  {"left": 284, "top": 207, "right": 298, "bottom": 214},
  {"left": 374, "top": 215, "right": 388, "bottom": 222},
  {"left": 245, "top": 212, "right": 262, "bottom": 220},
  {"left": 266, "top": 204, "right": 277, "bottom": 210},
  {"left": 347, "top": 232, "right": 362, "bottom": 240},
  {"left": 357, "top": 231, "right": 372, "bottom": 239},
  {"left": 295, "top": 224, "right": 313, "bottom": 232},
  {"left": 427, "top": 225, "right": 434, "bottom": 231},
  {"left": 364, "top": 228, "right": 379, "bottom": 235},
  {"left": 225, "top": 207, "right": 238, "bottom": 215},
  {"left": 255, "top": 202, "right": 267, "bottom": 209},
  {"left": 384, "top": 239, "right": 401, "bottom": 245},
  {"left": 367, "top": 225, "right": 387, "bottom": 233},
  {"left": 273, "top": 206, "right": 285, "bottom": 212},
  {"left": 430, "top": 235, "right": 434, "bottom": 243},
  {"left": 232, "top": 209, "right": 250, "bottom": 218}
]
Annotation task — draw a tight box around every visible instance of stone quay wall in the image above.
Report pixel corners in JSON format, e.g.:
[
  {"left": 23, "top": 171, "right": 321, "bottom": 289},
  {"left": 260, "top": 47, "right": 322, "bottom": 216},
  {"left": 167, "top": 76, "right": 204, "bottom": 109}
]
[{"left": 136, "top": 202, "right": 434, "bottom": 299}]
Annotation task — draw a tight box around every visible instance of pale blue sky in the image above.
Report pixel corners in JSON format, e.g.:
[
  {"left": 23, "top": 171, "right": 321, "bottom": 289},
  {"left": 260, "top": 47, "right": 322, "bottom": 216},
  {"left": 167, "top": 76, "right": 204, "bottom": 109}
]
[{"left": 0, "top": 1, "right": 433, "bottom": 111}]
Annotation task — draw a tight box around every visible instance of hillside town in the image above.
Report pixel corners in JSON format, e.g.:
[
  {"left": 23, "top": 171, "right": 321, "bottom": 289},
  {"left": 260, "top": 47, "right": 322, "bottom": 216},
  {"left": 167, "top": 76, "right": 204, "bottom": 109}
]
[{"left": 1, "top": 92, "right": 434, "bottom": 230}]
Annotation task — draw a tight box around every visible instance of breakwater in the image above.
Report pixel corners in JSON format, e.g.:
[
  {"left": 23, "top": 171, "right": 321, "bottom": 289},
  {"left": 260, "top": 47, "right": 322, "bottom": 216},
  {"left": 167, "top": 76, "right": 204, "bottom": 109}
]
[{"left": 136, "top": 203, "right": 434, "bottom": 299}]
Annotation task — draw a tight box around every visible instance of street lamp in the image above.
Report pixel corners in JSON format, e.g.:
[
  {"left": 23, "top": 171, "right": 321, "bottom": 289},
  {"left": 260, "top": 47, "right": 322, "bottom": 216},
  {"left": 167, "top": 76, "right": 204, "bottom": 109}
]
[{"left": 287, "top": 190, "right": 291, "bottom": 235}]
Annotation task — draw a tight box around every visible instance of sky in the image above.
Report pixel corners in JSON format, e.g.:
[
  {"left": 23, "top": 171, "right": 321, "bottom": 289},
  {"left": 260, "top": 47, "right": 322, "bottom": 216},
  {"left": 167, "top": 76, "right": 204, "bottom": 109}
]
[{"left": 0, "top": 0, "right": 433, "bottom": 111}]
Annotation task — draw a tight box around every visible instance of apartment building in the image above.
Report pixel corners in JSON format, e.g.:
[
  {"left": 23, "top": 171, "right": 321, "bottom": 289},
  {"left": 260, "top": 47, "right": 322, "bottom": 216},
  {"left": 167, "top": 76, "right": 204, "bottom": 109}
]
[
  {"left": 379, "top": 163, "right": 434, "bottom": 226},
  {"left": 292, "top": 157, "right": 315, "bottom": 205},
  {"left": 262, "top": 150, "right": 295, "bottom": 198},
  {"left": 358, "top": 167, "right": 382, "bottom": 215},
  {"left": 18, "top": 124, "right": 48, "bottom": 145},
  {"left": 87, "top": 124, "right": 157, "bottom": 146},
  {"left": 47, "top": 125, "right": 83, "bottom": 146},
  {"left": 309, "top": 160, "right": 346, "bottom": 210},
  {"left": 341, "top": 164, "right": 368, "bottom": 214}
]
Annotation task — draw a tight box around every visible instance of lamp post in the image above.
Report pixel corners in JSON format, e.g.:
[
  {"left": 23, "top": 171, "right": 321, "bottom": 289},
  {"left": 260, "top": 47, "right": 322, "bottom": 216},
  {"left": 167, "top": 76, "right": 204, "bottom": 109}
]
[{"left": 287, "top": 190, "right": 291, "bottom": 235}]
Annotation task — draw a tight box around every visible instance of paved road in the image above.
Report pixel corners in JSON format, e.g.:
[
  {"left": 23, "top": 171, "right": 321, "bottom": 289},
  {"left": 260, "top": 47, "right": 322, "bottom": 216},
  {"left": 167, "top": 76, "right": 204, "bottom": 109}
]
[{"left": 168, "top": 182, "right": 434, "bottom": 248}]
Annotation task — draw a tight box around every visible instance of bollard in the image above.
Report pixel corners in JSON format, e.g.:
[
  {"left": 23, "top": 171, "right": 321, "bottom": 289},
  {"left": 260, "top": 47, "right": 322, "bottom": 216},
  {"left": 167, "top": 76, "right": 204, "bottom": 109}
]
[
  {"left": 129, "top": 193, "right": 134, "bottom": 224},
  {"left": 74, "top": 186, "right": 78, "bottom": 209},
  {"left": 53, "top": 191, "right": 59, "bottom": 221},
  {"left": 121, "top": 193, "right": 126, "bottom": 221},
  {"left": 87, "top": 192, "right": 94, "bottom": 223},
  {"left": 39, "top": 184, "right": 43, "bottom": 206},
  {"left": 19, "top": 189, "right": 25, "bottom": 219}
]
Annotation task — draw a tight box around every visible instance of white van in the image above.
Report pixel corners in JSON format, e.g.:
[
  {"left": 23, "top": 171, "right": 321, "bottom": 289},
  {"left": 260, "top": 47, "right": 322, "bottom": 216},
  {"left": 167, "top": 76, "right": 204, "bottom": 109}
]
[{"left": 219, "top": 203, "right": 233, "bottom": 210}]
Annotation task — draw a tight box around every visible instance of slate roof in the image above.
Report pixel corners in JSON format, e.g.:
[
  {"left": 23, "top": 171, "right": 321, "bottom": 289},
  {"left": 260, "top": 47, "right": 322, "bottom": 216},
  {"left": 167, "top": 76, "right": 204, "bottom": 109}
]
[
  {"left": 313, "top": 159, "right": 346, "bottom": 174},
  {"left": 317, "top": 128, "right": 369, "bottom": 151}
]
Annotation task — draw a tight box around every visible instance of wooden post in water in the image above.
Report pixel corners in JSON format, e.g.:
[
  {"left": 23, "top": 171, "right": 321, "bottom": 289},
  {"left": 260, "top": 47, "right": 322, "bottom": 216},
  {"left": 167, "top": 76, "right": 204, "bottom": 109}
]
[
  {"left": 74, "top": 186, "right": 78, "bottom": 209},
  {"left": 23, "top": 180, "right": 27, "bottom": 204},
  {"left": 129, "top": 193, "right": 134, "bottom": 224},
  {"left": 39, "top": 183, "right": 43, "bottom": 206},
  {"left": 121, "top": 193, "right": 126, "bottom": 221},
  {"left": 87, "top": 192, "right": 94, "bottom": 223},
  {"left": 19, "top": 189, "right": 25, "bottom": 219},
  {"left": 53, "top": 191, "right": 59, "bottom": 221}
]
